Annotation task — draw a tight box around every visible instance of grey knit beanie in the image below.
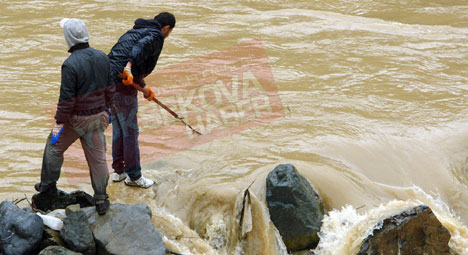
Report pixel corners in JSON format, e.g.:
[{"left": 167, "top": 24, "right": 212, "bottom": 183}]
[{"left": 60, "top": 18, "right": 89, "bottom": 49}]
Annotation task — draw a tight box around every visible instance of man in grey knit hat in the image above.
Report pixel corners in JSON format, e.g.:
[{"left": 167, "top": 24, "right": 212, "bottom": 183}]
[{"left": 34, "top": 18, "right": 114, "bottom": 215}]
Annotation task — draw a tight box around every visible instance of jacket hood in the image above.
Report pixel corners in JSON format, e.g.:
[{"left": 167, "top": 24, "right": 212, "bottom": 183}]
[
  {"left": 133, "top": 18, "right": 161, "bottom": 30},
  {"left": 62, "top": 18, "right": 89, "bottom": 49}
]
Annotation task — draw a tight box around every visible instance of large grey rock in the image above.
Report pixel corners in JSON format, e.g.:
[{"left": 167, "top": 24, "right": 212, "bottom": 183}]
[
  {"left": 84, "top": 203, "right": 167, "bottom": 255},
  {"left": 32, "top": 189, "right": 94, "bottom": 212},
  {"left": 358, "top": 205, "right": 451, "bottom": 255},
  {"left": 61, "top": 210, "right": 95, "bottom": 255},
  {"left": 0, "top": 201, "right": 44, "bottom": 255},
  {"left": 266, "top": 164, "right": 325, "bottom": 252},
  {"left": 38, "top": 245, "right": 82, "bottom": 255}
]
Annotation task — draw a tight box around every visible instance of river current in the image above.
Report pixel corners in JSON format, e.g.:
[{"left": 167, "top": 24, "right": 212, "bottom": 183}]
[{"left": 1, "top": 1, "right": 468, "bottom": 254}]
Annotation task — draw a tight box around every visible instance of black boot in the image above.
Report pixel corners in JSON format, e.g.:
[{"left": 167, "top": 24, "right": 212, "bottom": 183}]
[
  {"left": 32, "top": 183, "right": 60, "bottom": 212},
  {"left": 34, "top": 183, "right": 58, "bottom": 193},
  {"left": 95, "top": 199, "right": 110, "bottom": 215}
]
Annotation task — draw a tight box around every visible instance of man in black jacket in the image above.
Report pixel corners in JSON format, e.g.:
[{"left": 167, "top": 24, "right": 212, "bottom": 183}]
[
  {"left": 35, "top": 18, "right": 113, "bottom": 215},
  {"left": 108, "top": 12, "right": 175, "bottom": 188}
]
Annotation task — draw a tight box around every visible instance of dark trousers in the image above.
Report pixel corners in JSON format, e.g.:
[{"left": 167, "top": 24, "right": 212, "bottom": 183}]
[
  {"left": 39, "top": 111, "right": 110, "bottom": 200},
  {"left": 112, "top": 92, "right": 142, "bottom": 180}
]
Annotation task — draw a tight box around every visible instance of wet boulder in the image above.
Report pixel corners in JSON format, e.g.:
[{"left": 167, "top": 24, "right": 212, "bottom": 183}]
[
  {"left": 0, "top": 201, "right": 44, "bottom": 255},
  {"left": 358, "top": 205, "right": 451, "bottom": 255},
  {"left": 32, "top": 189, "right": 94, "bottom": 212},
  {"left": 266, "top": 164, "right": 325, "bottom": 252},
  {"left": 61, "top": 210, "right": 95, "bottom": 255},
  {"left": 83, "top": 203, "right": 167, "bottom": 255},
  {"left": 38, "top": 245, "right": 82, "bottom": 255}
]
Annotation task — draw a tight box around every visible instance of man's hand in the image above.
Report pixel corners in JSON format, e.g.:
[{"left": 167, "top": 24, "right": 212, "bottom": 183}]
[
  {"left": 122, "top": 64, "right": 133, "bottom": 86},
  {"left": 124, "top": 66, "right": 132, "bottom": 75},
  {"left": 144, "top": 88, "right": 155, "bottom": 101},
  {"left": 51, "top": 123, "right": 64, "bottom": 145}
]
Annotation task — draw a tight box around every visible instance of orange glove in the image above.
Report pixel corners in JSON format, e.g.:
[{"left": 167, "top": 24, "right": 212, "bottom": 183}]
[
  {"left": 144, "top": 88, "right": 155, "bottom": 101},
  {"left": 121, "top": 67, "right": 133, "bottom": 86}
]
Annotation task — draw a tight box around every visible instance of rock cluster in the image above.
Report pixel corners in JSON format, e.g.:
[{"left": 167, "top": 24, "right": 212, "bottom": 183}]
[
  {"left": 265, "top": 163, "right": 452, "bottom": 255},
  {"left": 0, "top": 164, "right": 454, "bottom": 255},
  {"left": 0, "top": 190, "right": 167, "bottom": 255}
]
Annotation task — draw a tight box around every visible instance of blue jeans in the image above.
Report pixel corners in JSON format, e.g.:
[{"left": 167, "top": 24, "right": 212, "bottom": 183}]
[{"left": 112, "top": 92, "right": 142, "bottom": 180}]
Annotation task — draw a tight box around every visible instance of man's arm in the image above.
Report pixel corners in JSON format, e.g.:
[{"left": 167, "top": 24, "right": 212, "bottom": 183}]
[
  {"left": 129, "top": 32, "right": 163, "bottom": 67},
  {"left": 54, "top": 63, "right": 76, "bottom": 124}
]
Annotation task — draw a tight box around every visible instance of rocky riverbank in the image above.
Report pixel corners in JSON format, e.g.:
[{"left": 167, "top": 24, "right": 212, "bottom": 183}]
[
  {"left": 0, "top": 164, "right": 455, "bottom": 254},
  {"left": 0, "top": 190, "right": 169, "bottom": 255}
]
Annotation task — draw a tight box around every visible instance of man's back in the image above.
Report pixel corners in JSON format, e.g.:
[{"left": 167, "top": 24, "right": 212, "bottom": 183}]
[
  {"left": 108, "top": 18, "right": 164, "bottom": 81},
  {"left": 56, "top": 45, "right": 111, "bottom": 122},
  {"left": 63, "top": 47, "right": 110, "bottom": 97}
]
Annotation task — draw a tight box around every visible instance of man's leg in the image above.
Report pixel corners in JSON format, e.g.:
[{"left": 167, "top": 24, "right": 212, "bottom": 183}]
[
  {"left": 119, "top": 95, "right": 154, "bottom": 188},
  {"left": 111, "top": 106, "right": 125, "bottom": 174},
  {"left": 111, "top": 92, "right": 128, "bottom": 182},
  {"left": 38, "top": 124, "right": 79, "bottom": 192},
  {"left": 114, "top": 94, "right": 141, "bottom": 180},
  {"left": 78, "top": 112, "right": 110, "bottom": 201},
  {"left": 120, "top": 97, "right": 142, "bottom": 180}
]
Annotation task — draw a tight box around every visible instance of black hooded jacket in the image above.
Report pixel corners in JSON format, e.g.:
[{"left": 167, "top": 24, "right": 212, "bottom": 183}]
[
  {"left": 54, "top": 43, "right": 113, "bottom": 124},
  {"left": 108, "top": 18, "right": 165, "bottom": 95}
]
